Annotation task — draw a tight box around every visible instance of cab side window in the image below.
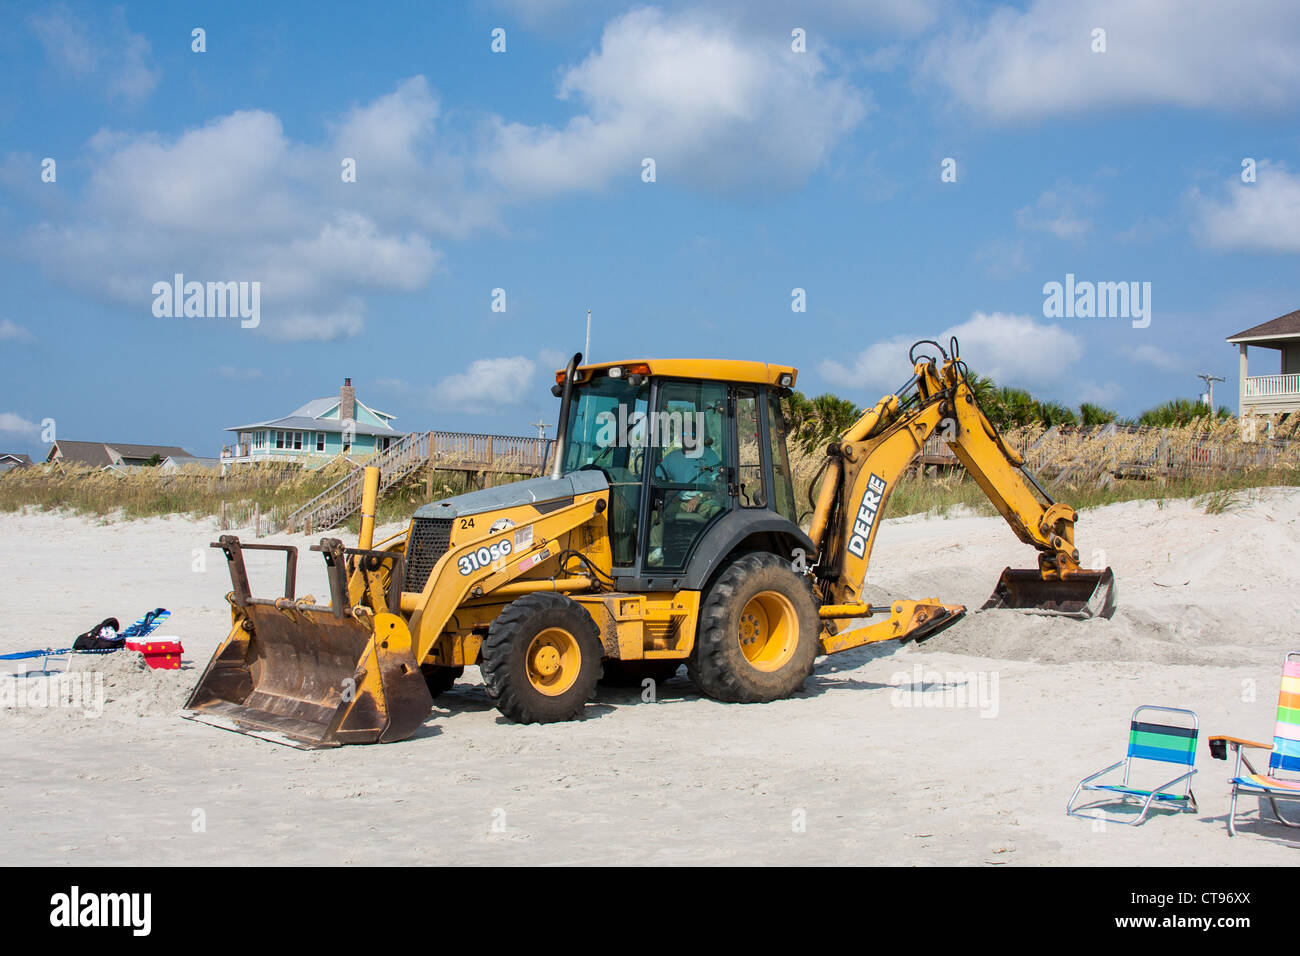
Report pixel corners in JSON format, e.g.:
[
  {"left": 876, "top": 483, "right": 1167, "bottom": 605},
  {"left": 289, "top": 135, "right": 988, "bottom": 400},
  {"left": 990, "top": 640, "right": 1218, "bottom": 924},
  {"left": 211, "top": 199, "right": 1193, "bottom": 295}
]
[
  {"left": 736, "top": 388, "right": 766, "bottom": 508},
  {"left": 766, "top": 390, "right": 798, "bottom": 523}
]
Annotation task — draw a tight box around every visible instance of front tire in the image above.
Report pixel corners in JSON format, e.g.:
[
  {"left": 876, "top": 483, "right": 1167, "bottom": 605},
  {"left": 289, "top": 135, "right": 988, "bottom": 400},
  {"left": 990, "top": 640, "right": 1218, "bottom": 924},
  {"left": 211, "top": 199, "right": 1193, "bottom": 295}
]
[
  {"left": 688, "top": 552, "right": 819, "bottom": 703},
  {"left": 481, "top": 592, "right": 602, "bottom": 723}
]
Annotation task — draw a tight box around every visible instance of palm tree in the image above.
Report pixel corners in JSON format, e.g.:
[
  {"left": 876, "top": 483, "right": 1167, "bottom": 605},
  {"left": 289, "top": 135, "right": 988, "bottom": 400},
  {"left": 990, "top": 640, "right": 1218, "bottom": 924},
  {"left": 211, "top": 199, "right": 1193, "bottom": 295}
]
[
  {"left": 1079, "top": 402, "right": 1117, "bottom": 426},
  {"left": 1137, "top": 398, "right": 1232, "bottom": 426},
  {"left": 1037, "top": 401, "right": 1079, "bottom": 427},
  {"left": 781, "top": 391, "right": 863, "bottom": 453}
]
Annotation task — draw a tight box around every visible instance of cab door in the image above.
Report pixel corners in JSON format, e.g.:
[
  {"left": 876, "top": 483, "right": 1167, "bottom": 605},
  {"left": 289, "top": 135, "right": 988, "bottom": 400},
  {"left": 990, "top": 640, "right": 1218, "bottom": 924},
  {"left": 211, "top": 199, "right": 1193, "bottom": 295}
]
[{"left": 643, "top": 379, "right": 732, "bottom": 571}]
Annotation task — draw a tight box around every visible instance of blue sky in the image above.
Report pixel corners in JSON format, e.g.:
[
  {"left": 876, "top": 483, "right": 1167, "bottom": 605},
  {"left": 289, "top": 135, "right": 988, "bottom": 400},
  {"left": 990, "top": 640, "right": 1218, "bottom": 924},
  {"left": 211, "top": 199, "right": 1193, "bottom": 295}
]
[{"left": 1, "top": 0, "right": 1298, "bottom": 458}]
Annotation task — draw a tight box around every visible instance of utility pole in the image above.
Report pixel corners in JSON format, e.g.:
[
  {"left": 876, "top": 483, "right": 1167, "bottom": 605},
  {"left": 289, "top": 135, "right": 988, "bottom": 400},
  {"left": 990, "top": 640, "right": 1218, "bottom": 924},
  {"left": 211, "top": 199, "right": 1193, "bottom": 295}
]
[
  {"left": 1197, "top": 373, "right": 1225, "bottom": 409},
  {"left": 584, "top": 309, "right": 591, "bottom": 361},
  {"left": 531, "top": 419, "right": 548, "bottom": 439}
]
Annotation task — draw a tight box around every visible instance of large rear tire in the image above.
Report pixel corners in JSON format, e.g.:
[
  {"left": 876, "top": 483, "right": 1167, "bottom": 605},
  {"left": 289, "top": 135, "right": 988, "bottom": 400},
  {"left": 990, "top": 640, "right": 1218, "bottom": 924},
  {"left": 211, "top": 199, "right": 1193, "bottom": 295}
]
[
  {"left": 688, "top": 552, "right": 819, "bottom": 703},
  {"left": 481, "top": 592, "right": 603, "bottom": 723}
]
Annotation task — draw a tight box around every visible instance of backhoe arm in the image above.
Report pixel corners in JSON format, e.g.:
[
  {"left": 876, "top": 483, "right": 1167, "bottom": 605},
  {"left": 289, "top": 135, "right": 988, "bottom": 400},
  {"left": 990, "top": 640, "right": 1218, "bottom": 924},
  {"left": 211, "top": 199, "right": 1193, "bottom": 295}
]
[{"left": 808, "top": 351, "right": 1115, "bottom": 622}]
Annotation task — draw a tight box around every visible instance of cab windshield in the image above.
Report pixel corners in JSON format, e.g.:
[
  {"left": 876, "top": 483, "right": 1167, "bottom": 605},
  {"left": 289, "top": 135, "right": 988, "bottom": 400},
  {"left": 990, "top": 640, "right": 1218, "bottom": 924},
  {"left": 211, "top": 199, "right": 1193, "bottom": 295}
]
[
  {"left": 560, "top": 374, "right": 649, "bottom": 566},
  {"left": 561, "top": 375, "right": 648, "bottom": 475}
]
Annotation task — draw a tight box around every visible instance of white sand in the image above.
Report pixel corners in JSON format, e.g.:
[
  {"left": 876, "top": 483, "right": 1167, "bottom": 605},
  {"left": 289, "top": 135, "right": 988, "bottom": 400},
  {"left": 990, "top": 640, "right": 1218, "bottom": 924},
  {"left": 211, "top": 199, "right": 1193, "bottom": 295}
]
[{"left": 1, "top": 493, "right": 1298, "bottom": 865}]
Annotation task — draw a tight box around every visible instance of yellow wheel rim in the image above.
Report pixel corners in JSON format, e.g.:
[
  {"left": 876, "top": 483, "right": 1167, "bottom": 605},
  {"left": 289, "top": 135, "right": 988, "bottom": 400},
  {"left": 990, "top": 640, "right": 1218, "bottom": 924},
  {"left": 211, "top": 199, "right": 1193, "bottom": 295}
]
[
  {"left": 526, "top": 627, "right": 582, "bottom": 696},
  {"left": 738, "top": 591, "right": 798, "bottom": 672}
]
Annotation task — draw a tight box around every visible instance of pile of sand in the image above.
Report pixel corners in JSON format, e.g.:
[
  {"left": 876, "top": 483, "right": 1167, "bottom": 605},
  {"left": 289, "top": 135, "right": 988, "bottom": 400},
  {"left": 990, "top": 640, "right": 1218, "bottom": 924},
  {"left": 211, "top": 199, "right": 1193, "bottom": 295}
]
[
  {"left": 917, "top": 608, "right": 1226, "bottom": 666},
  {"left": 866, "top": 488, "right": 1300, "bottom": 666},
  {"left": 92, "top": 650, "right": 192, "bottom": 718},
  {"left": 0, "top": 650, "right": 191, "bottom": 732}
]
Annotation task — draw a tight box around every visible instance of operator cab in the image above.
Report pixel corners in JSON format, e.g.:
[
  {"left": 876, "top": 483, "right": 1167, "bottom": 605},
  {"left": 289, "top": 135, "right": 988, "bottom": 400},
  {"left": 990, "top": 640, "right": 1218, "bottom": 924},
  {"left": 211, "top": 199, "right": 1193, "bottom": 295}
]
[{"left": 552, "top": 357, "right": 801, "bottom": 581}]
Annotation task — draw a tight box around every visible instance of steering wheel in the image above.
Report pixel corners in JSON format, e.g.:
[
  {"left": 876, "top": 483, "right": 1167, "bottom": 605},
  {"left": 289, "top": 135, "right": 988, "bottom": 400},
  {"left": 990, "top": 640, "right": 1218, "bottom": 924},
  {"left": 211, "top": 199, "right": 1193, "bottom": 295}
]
[{"left": 654, "top": 459, "right": 717, "bottom": 486}]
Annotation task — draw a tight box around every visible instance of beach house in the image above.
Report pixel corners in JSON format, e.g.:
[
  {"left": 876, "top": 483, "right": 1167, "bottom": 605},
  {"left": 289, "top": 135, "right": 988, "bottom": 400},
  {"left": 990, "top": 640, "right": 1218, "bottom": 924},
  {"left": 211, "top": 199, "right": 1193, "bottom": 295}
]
[
  {"left": 222, "top": 378, "right": 403, "bottom": 467},
  {"left": 46, "top": 441, "right": 197, "bottom": 468},
  {"left": 1227, "top": 308, "right": 1300, "bottom": 416}
]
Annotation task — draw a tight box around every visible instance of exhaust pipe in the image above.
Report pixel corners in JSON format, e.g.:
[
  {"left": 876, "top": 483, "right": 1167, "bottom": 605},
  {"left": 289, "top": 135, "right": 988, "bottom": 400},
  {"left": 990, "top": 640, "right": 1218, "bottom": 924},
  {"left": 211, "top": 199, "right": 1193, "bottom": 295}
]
[{"left": 549, "top": 352, "right": 582, "bottom": 479}]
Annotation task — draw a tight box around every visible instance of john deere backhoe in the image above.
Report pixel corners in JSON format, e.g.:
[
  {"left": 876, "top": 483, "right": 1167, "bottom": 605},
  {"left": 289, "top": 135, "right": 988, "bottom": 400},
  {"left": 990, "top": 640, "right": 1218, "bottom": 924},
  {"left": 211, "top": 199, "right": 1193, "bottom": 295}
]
[{"left": 184, "top": 338, "right": 1115, "bottom": 747}]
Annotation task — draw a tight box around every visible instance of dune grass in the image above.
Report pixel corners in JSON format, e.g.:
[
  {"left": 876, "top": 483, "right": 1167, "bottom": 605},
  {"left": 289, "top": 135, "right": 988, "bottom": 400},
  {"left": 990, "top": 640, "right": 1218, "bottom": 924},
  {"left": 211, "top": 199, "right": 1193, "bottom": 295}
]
[{"left": 3, "top": 423, "right": 1296, "bottom": 533}]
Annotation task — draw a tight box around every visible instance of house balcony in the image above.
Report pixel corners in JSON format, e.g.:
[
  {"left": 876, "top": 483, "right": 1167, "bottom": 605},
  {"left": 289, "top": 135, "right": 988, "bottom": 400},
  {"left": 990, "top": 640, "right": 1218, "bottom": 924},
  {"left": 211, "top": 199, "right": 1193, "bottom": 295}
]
[
  {"left": 1241, "top": 373, "right": 1300, "bottom": 414},
  {"left": 220, "top": 444, "right": 323, "bottom": 467}
]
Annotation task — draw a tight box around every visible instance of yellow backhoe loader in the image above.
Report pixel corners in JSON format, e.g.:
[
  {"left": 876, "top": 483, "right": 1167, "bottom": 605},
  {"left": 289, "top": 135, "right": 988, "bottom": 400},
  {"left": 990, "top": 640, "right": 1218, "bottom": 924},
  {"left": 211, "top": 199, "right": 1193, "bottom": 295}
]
[{"left": 184, "top": 338, "right": 1115, "bottom": 747}]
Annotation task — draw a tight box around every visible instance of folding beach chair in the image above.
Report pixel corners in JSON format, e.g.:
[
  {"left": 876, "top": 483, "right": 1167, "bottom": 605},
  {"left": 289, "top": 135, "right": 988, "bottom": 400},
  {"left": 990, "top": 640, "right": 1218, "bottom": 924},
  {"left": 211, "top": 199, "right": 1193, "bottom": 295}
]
[
  {"left": 1209, "top": 651, "right": 1300, "bottom": 838},
  {"left": 1066, "top": 705, "right": 1199, "bottom": 825}
]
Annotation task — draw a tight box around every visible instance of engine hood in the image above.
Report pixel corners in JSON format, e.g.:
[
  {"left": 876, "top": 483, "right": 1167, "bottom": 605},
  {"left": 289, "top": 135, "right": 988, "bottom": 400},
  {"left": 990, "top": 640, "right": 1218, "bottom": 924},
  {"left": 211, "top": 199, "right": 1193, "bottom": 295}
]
[{"left": 412, "top": 470, "right": 609, "bottom": 521}]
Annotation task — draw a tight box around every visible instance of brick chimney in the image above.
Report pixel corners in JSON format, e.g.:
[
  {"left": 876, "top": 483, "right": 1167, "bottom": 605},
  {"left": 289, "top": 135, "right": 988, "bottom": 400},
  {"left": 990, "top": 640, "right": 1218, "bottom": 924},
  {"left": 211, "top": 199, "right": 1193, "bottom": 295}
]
[{"left": 339, "top": 377, "right": 356, "bottom": 423}]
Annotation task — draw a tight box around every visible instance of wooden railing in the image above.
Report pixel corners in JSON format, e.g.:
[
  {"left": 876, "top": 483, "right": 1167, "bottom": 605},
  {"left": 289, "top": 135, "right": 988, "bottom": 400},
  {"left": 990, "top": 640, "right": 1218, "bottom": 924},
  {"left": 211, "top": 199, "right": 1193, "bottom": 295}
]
[
  {"left": 1244, "top": 373, "right": 1300, "bottom": 398},
  {"left": 279, "top": 430, "right": 553, "bottom": 534},
  {"left": 428, "top": 432, "right": 552, "bottom": 469}
]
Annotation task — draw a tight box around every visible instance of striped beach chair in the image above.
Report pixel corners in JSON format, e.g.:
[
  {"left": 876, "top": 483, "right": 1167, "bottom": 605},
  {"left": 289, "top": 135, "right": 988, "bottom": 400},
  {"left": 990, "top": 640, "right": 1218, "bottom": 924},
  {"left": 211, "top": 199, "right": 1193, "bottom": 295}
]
[
  {"left": 1209, "top": 651, "right": 1300, "bottom": 838},
  {"left": 1067, "top": 705, "right": 1199, "bottom": 825}
]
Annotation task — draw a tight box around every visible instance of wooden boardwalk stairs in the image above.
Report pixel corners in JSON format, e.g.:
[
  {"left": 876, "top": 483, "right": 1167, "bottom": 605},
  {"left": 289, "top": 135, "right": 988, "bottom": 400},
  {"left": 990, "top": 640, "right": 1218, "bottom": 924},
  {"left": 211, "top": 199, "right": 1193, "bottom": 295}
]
[{"left": 284, "top": 430, "right": 553, "bottom": 533}]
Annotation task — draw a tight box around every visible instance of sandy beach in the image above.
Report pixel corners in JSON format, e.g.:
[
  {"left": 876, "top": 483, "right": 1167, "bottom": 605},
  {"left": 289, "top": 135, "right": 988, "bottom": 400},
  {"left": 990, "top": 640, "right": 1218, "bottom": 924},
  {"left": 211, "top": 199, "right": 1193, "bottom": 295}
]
[{"left": 2, "top": 491, "right": 1298, "bottom": 865}]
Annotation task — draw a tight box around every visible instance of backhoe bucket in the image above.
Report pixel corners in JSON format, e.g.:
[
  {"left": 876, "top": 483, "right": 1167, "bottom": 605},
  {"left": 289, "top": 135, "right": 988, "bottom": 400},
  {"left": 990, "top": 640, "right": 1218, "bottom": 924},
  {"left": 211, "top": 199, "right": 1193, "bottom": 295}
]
[
  {"left": 981, "top": 566, "right": 1117, "bottom": 620},
  {"left": 182, "top": 536, "right": 432, "bottom": 749}
]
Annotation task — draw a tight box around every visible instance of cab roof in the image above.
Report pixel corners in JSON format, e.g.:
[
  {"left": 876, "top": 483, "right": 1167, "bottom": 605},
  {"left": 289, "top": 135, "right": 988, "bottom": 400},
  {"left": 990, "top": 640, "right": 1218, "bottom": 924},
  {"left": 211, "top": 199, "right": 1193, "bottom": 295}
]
[{"left": 564, "top": 358, "right": 798, "bottom": 387}]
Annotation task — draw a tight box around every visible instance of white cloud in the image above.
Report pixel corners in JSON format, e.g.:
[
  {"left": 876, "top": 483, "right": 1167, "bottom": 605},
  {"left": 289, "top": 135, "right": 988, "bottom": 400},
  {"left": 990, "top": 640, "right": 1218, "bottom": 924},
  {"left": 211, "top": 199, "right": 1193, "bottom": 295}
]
[
  {"left": 217, "top": 366, "right": 263, "bottom": 380},
  {"left": 920, "top": 0, "right": 1300, "bottom": 121},
  {"left": 0, "top": 320, "right": 34, "bottom": 342},
  {"left": 536, "top": 348, "right": 568, "bottom": 371},
  {"left": 1015, "top": 186, "right": 1096, "bottom": 240},
  {"left": 20, "top": 92, "right": 447, "bottom": 341},
  {"left": 379, "top": 357, "right": 539, "bottom": 415},
  {"left": 0, "top": 412, "right": 40, "bottom": 436},
  {"left": 263, "top": 214, "right": 440, "bottom": 299},
  {"left": 9, "top": 13, "right": 871, "bottom": 343},
  {"left": 483, "top": 7, "right": 867, "bottom": 196},
  {"left": 1191, "top": 161, "right": 1300, "bottom": 254},
  {"left": 432, "top": 356, "right": 538, "bottom": 412},
  {"left": 1077, "top": 380, "right": 1123, "bottom": 406},
  {"left": 972, "top": 238, "right": 1029, "bottom": 279},
  {"left": 487, "top": 0, "right": 941, "bottom": 36},
  {"left": 1126, "top": 343, "right": 1183, "bottom": 372},
  {"left": 381, "top": 354, "right": 552, "bottom": 415},
  {"left": 693, "top": 0, "right": 942, "bottom": 35},
  {"left": 29, "top": 5, "right": 159, "bottom": 104},
  {"left": 819, "top": 312, "right": 1084, "bottom": 393},
  {"left": 265, "top": 300, "right": 368, "bottom": 343},
  {"left": 326, "top": 77, "right": 498, "bottom": 239}
]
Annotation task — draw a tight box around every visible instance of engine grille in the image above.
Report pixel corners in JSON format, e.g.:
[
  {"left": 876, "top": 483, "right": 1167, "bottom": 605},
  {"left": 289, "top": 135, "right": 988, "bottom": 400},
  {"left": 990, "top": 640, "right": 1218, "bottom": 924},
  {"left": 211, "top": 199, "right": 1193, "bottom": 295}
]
[{"left": 404, "top": 517, "right": 453, "bottom": 593}]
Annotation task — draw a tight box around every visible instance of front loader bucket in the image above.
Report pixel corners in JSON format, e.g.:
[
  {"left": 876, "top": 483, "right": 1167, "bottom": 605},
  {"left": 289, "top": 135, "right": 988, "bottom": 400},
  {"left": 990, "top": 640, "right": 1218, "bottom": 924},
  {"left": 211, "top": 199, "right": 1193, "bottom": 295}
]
[
  {"left": 182, "top": 536, "right": 433, "bottom": 748},
  {"left": 981, "top": 566, "right": 1117, "bottom": 620}
]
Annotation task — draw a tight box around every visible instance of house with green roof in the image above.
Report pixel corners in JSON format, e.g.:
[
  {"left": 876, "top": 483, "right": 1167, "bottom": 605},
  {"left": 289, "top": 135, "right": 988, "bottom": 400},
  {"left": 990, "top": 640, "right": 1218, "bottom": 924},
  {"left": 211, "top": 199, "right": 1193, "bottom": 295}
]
[{"left": 222, "top": 378, "right": 404, "bottom": 467}]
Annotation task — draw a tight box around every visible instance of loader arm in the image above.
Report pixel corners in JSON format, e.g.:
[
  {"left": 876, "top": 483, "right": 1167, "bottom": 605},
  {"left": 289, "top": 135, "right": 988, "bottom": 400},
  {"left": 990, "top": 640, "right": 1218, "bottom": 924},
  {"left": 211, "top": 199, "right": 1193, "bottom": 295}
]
[
  {"left": 809, "top": 349, "right": 1114, "bottom": 619},
  {"left": 406, "top": 494, "right": 607, "bottom": 664}
]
